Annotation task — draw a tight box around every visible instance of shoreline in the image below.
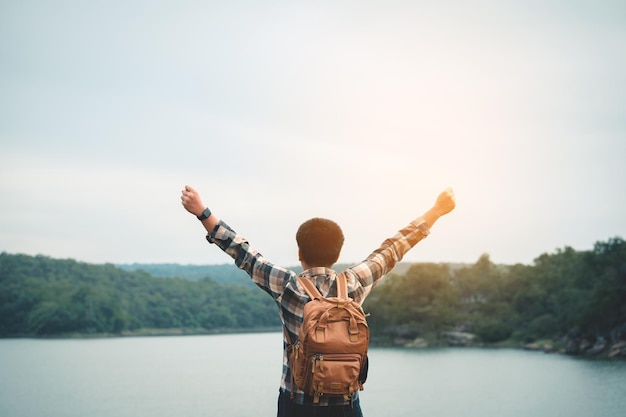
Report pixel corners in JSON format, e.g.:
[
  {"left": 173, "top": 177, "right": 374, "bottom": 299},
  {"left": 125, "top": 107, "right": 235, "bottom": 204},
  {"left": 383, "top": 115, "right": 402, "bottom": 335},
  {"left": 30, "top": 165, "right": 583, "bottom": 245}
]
[
  {"left": 1, "top": 326, "right": 283, "bottom": 340},
  {"left": 3, "top": 328, "right": 624, "bottom": 359}
]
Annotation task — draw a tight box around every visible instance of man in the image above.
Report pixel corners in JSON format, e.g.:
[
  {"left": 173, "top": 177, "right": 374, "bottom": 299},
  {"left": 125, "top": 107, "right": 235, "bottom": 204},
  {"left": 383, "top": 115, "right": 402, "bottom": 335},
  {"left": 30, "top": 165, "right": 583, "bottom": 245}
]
[{"left": 181, "top": 185, "right": 456, "bottom": 417}]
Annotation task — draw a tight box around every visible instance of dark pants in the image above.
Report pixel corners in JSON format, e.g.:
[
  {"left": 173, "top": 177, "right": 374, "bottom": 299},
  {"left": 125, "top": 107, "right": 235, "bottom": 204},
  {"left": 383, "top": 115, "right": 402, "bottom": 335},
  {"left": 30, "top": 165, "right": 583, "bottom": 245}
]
[{"left": 277, "top": 390, "right": 364, "bottom": 417}]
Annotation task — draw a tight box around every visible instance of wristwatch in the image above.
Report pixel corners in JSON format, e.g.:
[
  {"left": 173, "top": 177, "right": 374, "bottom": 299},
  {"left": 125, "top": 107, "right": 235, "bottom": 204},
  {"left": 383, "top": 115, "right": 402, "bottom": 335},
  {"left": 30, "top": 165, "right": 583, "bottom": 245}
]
[{"left": 197, "top": 207, "right": 212, "bottom": 221}]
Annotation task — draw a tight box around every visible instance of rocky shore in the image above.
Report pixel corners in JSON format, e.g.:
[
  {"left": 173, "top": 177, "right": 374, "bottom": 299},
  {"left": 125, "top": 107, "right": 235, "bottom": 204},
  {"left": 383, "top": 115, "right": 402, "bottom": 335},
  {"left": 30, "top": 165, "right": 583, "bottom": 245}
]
[
  {"left": 386, "top": 329, "right": 626, "bottom": 359},
  {"left": 521, "top": 339, "right": 626, "bottom": 358}
]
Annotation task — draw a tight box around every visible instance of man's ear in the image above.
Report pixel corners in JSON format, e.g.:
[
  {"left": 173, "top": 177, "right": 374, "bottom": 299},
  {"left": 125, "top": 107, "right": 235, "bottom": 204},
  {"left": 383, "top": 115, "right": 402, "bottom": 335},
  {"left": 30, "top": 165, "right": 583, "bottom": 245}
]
[{"left": 297, "top": 248, "right": 302, "bottom": 262}]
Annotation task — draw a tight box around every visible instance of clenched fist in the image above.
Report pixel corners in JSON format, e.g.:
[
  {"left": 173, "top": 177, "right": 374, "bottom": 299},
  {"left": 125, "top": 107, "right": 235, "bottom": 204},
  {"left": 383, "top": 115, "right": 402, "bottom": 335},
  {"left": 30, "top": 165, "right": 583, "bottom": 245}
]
[
  {"left": 180, "top": 185, "right": 206, "bottom": 217},
  {"left": 434, "top": 188, "right": 456, "bottom": 217}
]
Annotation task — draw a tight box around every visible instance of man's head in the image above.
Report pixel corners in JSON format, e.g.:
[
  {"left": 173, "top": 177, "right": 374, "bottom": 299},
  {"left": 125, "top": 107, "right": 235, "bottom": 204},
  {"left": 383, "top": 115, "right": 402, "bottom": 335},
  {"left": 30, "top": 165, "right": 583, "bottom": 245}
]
[{"left": 296, "top": 218, "right": 344, "bottom": 268}]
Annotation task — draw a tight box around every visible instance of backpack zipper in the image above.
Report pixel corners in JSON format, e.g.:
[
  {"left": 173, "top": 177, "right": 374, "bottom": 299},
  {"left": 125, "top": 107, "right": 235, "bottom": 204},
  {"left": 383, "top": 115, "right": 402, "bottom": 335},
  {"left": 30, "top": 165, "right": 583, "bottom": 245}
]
[{"left": 311, "top": 354, "right": 324, "bottom": 373}]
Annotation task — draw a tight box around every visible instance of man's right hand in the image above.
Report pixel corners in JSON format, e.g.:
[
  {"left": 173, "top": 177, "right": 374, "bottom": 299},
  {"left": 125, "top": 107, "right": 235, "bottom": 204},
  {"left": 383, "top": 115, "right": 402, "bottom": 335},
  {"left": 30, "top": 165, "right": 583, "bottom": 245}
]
[
  {"left": 434, "top": 188, "right": 456, "bottom": 217},
  {"left": 422, "top": 188, "right": 456, "bottom": 228}
]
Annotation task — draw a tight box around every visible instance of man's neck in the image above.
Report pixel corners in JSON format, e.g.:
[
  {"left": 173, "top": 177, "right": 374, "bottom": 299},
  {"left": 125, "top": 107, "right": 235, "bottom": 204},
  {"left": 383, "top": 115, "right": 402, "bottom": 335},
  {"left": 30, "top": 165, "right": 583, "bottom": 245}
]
[{"left": 300, "top": 262, "right": 333, "bottom": 271}]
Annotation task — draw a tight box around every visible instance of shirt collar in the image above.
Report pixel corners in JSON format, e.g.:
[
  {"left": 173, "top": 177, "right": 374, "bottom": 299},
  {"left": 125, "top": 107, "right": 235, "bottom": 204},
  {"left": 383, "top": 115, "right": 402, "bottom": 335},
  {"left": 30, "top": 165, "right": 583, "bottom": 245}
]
[{"left": 300, "top": 266, "right": 335, "bottom": 278}]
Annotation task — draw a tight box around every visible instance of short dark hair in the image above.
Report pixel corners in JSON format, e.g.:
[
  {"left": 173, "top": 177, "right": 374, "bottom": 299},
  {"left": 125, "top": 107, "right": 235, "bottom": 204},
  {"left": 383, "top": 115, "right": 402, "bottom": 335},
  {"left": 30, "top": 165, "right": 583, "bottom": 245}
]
[{"left": 296, "top": 218, "right": 344, "bottom": 267}]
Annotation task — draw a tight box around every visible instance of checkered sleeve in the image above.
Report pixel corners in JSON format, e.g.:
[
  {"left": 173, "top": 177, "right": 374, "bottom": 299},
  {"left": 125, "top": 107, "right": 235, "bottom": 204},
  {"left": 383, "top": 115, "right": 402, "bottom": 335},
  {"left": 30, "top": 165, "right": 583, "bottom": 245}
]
[
  {"left": 348, "top": 217, "right": 430, "bottom": 303},
  {"left": 205, "top": 220, "right": 296, "bottom": 300}
]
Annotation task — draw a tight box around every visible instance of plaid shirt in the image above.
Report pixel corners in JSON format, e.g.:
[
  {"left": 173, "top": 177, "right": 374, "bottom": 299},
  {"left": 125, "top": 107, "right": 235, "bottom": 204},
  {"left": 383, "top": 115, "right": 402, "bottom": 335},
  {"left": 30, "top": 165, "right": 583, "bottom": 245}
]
[{"left": 206, "top": 217, "right": 430, "bottom": 406}]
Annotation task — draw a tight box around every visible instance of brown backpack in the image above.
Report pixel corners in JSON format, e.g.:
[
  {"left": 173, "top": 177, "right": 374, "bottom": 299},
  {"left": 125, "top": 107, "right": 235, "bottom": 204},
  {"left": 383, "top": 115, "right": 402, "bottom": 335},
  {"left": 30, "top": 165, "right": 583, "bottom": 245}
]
[{"left": 287, "top": 272, "right": 369, "bottom": 403}]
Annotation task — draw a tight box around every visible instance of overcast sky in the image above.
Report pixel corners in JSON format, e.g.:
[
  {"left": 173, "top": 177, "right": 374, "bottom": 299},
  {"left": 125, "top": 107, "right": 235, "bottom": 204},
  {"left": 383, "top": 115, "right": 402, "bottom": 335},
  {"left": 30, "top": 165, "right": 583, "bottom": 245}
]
[{"left": 1, "top": 0, "right": 624, "bottom": 267}]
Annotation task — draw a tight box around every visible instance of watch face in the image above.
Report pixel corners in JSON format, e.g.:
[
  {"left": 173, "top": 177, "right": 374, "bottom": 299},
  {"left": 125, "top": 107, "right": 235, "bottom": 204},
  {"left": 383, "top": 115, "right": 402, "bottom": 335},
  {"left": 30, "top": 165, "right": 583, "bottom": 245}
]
[{"left": 198, "top": 208, "right": 211, "bottom": 220}]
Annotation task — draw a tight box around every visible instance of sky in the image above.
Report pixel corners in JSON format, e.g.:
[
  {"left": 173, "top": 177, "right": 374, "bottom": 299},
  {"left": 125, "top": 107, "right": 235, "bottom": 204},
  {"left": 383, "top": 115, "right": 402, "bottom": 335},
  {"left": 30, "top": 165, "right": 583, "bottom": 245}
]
[{"left": 1, "top": 0, "right": 625, "bottom": 267}]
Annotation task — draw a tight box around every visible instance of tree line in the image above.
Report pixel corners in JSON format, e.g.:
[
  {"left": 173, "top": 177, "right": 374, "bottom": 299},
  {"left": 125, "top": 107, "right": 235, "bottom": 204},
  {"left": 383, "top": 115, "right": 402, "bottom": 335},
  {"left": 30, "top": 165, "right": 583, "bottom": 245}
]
[
  {"left": 364, "top": 237, "right": 626, "bottom": 350},
  {"left": 0, "top": 253, "right": 280, "bottom": 336},
  {"left": 1, "top": 237, "right": 625, "bottom": 352}
]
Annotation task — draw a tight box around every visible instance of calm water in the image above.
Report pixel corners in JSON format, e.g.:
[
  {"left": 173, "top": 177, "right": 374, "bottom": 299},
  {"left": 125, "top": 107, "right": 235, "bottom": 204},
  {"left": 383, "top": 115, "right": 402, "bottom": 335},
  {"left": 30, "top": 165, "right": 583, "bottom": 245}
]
[{"left": 1, "top": 333, "right": 625, "bottom": 417}]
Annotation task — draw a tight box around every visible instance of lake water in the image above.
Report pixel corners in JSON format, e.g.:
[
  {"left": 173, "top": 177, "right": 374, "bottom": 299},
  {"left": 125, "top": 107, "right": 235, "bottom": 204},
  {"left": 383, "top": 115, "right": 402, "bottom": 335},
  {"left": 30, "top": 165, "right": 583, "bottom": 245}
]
[{"left": 1, "top": 332, "right": 625, "bottom": 417}]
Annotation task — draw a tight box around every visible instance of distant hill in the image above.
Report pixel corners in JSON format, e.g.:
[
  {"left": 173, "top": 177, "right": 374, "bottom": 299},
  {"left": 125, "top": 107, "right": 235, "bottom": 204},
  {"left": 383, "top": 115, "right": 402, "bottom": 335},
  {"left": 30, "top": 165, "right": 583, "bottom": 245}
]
[
  {"left": 116, "top": 263, "right": 255, "bottom": 287},
  {"left": 0, "top": 253, "right": 281, "bottom": 337},
  {"left": 116, "top": 262, "right": 446, "bottom": 287},
  {"left": 4, "top": 235, "right": 624, "bottom": 357}
]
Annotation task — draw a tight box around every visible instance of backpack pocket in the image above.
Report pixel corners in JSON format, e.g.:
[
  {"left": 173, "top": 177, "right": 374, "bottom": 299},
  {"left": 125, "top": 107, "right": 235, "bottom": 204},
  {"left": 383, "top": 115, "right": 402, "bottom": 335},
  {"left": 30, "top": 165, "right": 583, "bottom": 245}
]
[
  {"left": 309, "top": 353, "right": 363, "bottom": 399},
  {"left": 288, "top": 341, "right": 308, "bottom": 390}
]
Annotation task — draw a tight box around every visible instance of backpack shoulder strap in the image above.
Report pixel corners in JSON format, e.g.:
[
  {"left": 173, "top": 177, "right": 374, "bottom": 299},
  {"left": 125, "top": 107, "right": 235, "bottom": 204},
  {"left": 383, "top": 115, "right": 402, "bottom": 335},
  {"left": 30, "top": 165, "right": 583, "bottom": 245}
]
[
  {"left": 336, "top": 272, "right": 348, "bottom": 300},
  {"left": 297, "top": 276, "right": 323, "bottom": 300}
]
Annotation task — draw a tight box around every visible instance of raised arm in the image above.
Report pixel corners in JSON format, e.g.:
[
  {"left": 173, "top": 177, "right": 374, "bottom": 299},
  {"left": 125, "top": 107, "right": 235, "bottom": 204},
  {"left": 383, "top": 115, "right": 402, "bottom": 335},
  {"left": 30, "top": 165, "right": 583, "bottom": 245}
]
[
  {"left": 347, "top": 187, "right": 456, "bottom": 301},
  {"left": 422, "top": 187, "right": 456, "bottom": 228},
  {"left": 180, "top": 184, "right": 295, "bottom": 300},
  {"left": 181, "top": 185, "right": 220, "bottom": 233}
]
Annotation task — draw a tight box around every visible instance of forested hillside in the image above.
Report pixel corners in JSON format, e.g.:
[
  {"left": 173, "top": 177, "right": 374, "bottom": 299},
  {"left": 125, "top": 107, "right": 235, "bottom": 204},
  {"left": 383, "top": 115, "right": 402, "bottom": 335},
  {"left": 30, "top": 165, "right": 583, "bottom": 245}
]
[
  {"left": 1, "top": 237, "right": 625, "bottom": 357},
  {"left": 0, "top": 253, "right": 280, "bottom": 336},
  {"left": 115, "top": 262, "right": 401, "bottom": 285},
  {"left": 116, "top": 263, "right": 255, "bottom": 286},
  {"left": 364, "top": 237, "right": 626, "bottom": 356}
]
